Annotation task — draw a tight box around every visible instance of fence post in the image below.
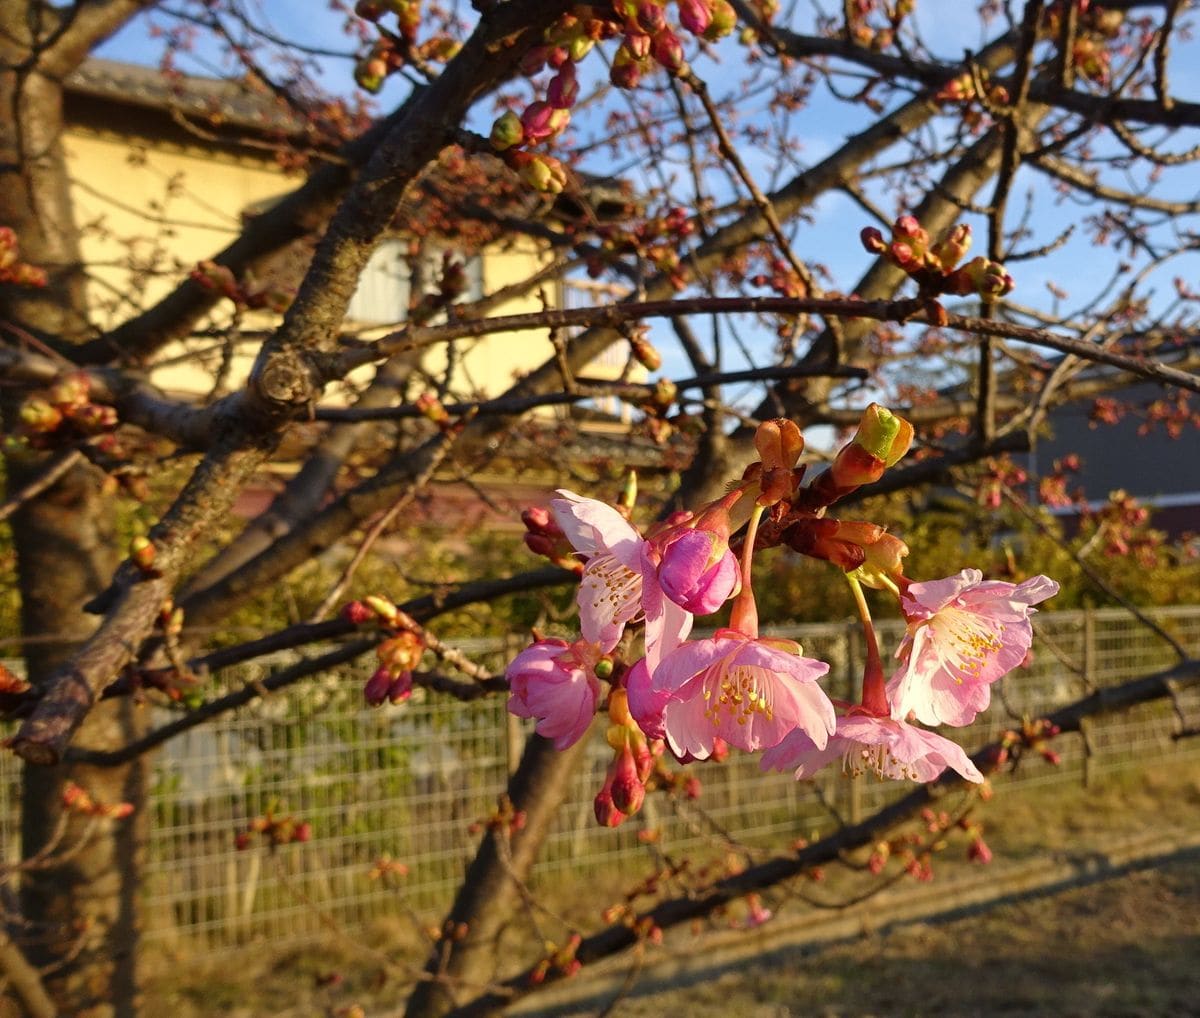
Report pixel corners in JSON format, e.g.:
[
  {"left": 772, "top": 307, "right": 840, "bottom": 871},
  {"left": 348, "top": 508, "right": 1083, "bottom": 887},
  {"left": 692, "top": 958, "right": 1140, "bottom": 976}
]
[{"left": 1082, "top": 608, "right": 1096, "bottom": 786}]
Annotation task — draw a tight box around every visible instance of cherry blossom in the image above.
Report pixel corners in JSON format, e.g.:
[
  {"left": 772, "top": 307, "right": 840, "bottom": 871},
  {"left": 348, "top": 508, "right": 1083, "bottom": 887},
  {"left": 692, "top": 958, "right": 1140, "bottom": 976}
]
[
  {"left": 651, "top": 629, "right": 835, "bottom": 761},
  {"left": 551, "top": 490, "right": 655, "bottom": 652},
  {"left": 887, "top": 570, "right": 1059, "bottom": 727},
  {"left": 551, "top": 489, "right": 693, "bottom": 664},
  {"left": 761, "top": 711, "right": 984, "bottom": 784},
  {"left": 654, "top": 527, "right": 740, "bottom": 615},
  {"left": 506, "top": 638, "right": 602, "bottom": 750}
]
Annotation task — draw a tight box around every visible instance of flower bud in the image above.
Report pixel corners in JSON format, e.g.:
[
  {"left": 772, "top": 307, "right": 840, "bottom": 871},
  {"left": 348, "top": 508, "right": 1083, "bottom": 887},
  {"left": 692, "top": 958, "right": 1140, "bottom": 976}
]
[
  {"left": 852, "top": 532, "right": 910, "bottom": 589},
  {"left": 754, "top": 418, "right": 804, "bottom": 471},
  {"left": 388, "top": 671, "right": 414, "bottom": 704},
  {"left": 609, "top": 744, "right": 645, "bottom": 814},
  {"left": 704, "top": 0, "right": 736, "bottom": 39},
  {"left": 829, "top": 442, "right": 885, "bottom": 489},
  {"left": 364, "top": 595, "right": 399, "bottom": 624},
  {"left": 638, "top": 1, "right": 668, "bottom": 33},
  {"left": 932, "top": 223, "right": 972, "bottom": 270},
  {"left": 593, "top": 787, "right": 626, "bottom": 828},
  {"left": 651, "top": 28, "right": 686, "bottom": 73},
  {"left": 852, "top": 403, "right": 913, "bottom": 466},
  {"left": 678, "top": 0, "right": 712, "bottom": 35},
  {"left": 19, "top": 398, "right": 62, "bottom": 433},
  {"left": 629, "top": 331, "right": 661, "bottom": 371},
  {"left": 364, "top": 666, "right": 393, "bottom": 707},
  {"left": 354, "top": 58, "right": 386, "bottom": 93},
  {"left": 547, "top": 63, "right": 579, "bottom": 109},
  {"left": 611, "top": 45, "right": 646, "bottom": 88},
  {"left": 130, "top": 536, "right": 156, "bottom": 573},
  {"left": 378, "top": 630, "right": 424, "bottom": 672},
  {"left": 860, "top": 226, "right": 887, "bottom": 255},
  {"left": 513, "top": 152, "right": 568, "bottom": 194},
  {"left": 489, "top": 110, "right": 524, "bottom": 151}
]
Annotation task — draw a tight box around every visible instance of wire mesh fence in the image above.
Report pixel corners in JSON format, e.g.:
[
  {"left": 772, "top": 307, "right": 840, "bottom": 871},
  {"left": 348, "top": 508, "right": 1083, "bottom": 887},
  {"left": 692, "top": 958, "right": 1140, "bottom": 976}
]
[{"left": 3, "top": 606, "right": 1199, "bottom": 955}]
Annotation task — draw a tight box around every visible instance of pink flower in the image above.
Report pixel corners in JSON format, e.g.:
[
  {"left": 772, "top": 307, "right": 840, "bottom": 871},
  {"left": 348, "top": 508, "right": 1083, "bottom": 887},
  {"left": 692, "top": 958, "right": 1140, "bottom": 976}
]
[
  {"left": 624, "top": 656, "right": 669, "bottom": 741},
  {"left": 551, "top": 490, "right": 693, "bottom": 661},
  {"left": 551, "top": 490, "right": 651, "bottom": 651},
  {"left": 654, "top": 528, "right": 740, "bottom": 615},
  {"left": 507, "top": 638, "right": 602, "bottom": 750},
  {"left": 761, "top": 712, "right": 984, "bottom": 784},
  {"left": 887, "top": 570, "right": 1058, "bottom": 727},
  {"left": 651, "top": 630, "right": 835, "bottom": 760}
]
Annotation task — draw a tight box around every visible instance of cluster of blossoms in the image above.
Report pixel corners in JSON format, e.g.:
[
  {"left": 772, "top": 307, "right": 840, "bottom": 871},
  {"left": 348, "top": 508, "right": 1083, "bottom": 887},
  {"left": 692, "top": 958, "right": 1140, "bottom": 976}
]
[
  {"left": 343, "top": 596, "right": 428, "bottom": 706},
  {"left": 190, "top": 259, "right": 292, "bottom": 313},
  {"left": 352, "top": 0, "right": 461, "bottom": 92},
  {"left": 6, "top": 373, "right": 123, "bottom": 466},
  {"left": 508, "top": 407, "right": 1058, "bottom": 828},
  {"left": 61, "top": 782, "right": 134, "bottom": 820},
  {"left": 861, "top": 217, "right": 1015, "bottom": 302},
  {"left": 486, "top": 4, "right": 736, "bottom": 194},
  {"left": 234, "top": 805, "right": 312, "bottom": 851},
  {"left": 0, "top": 225, "right": 47, "bottom": 287}
]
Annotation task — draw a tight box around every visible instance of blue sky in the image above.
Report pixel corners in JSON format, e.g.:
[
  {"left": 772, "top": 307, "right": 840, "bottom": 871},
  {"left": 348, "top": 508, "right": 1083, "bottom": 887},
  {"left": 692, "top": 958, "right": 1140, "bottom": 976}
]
[{"left": 95, "top": 3, "right": 1200, "bottom": 413}]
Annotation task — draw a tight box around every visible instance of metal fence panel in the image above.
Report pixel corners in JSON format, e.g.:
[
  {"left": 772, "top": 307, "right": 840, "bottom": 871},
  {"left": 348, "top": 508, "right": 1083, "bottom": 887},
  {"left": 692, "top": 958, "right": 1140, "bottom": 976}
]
[{"left": 3, "top": 606, "right": 1199, "bottom": 953}]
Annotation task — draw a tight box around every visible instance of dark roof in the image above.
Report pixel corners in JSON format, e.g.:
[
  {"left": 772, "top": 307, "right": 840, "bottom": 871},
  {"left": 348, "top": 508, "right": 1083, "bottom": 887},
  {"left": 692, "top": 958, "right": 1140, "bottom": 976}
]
[{"left": 66, "top": 58, "right": 312, "bottom": 137}]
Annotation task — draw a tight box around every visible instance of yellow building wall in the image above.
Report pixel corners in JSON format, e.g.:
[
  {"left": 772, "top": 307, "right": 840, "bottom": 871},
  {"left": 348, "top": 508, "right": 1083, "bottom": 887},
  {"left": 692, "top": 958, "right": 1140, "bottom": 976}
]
[
  {"left": 63, "top": 123, "right": 627, "bottom": 405},
  {"left": 64, "top": 126, "right": 288, "bottom": 396}
]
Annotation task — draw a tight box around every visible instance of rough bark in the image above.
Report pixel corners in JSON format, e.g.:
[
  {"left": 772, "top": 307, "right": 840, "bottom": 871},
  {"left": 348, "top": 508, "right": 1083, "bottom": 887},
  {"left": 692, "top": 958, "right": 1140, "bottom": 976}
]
[
  {"left": 1, "top": 9, "right": 149, "bottom": 1012},
  {"left": 403, "top": 733, "right": 590, "bottom": 1018}
]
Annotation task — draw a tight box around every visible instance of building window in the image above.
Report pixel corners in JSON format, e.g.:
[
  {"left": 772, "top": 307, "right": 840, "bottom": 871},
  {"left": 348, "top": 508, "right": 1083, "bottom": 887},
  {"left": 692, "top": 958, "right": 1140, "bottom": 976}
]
[{"left": 346, "top": 240, "right": 483, "bottom": 325}]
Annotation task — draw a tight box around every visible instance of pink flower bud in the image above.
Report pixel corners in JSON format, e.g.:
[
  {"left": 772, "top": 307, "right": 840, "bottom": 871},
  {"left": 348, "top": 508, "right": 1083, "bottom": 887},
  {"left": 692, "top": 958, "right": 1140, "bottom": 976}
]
[
  {"left": 521, "top": 505, "right": 555, "bottom": 533},
  {"left": 388, "top": 671, "right": 413, "bottom": 704},
  {"left": 678, "top": 0, "right": 712, "bottom": 35},
  {"left": 611, "top": 45, "right": 645, "bottom": 88},
  {"left": 610, "top": 745, "right": 645, "bottom": 814},
  {"left": 638, "top": 2, "right": 668, "bottom": 33},
  {"left": 967, "top": 837, "right": 992, "bottom": 864},
  {"left": 656, "top": 528, "right": 740, "bottom": 614},
  {"left": 547, "top": 63, "right": 579, "bottom": 109},
  {"left": 651, "top": 28, "right": 686, "bottom": 73},
  {"left": 523, "top": 533, "right": 557, "bottom": 557},
  {"left": 593, "top": 787, "right": 626, "bottom": 827},
  {"left": 364, "top": 667, "right": 392, "bottom": 707},
  {"left": 520, "top": 102, "right": 569, "bottom": 144},
  {"left": 860, "top": 226, "right": 886, "bottom": 254},
  {"left": 341, "top": 601, "right": 372, "bottom": 625},
  {"left": 519, "top": 46, "right": 549, "bottom": 76}
]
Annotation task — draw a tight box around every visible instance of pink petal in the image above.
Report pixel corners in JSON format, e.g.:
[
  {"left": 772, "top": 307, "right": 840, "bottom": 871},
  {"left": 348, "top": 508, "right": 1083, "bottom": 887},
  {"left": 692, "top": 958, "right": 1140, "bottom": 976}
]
[
  {"left": 551, "top": 490, "right": 643, "bottom": 570},
  {"left": 650, "top": 635, "right": 741, "bottom": 696},
  {"left": 760, "top": 728, "right": 843, "bottom": 778}
]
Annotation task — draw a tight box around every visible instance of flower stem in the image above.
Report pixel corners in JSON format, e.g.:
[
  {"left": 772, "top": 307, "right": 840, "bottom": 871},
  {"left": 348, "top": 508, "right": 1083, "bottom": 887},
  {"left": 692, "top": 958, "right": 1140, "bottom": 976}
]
[
  {"left": 729, "top": 505, "right": 765, "bottom": 639},
  {"left": 847, "top": 574, "right": 889, "bottom": 716}
]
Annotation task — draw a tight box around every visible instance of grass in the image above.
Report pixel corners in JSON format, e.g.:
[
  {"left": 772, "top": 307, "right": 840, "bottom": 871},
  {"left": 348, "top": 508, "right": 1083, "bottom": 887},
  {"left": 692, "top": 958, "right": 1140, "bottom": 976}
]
[{"left": 606, "top": 860, "right": 1200, "bottom": 1018}]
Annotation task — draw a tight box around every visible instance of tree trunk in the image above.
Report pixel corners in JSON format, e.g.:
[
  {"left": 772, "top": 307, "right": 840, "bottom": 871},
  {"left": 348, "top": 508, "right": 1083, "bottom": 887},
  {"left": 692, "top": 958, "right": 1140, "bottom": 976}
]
[
  {"left": 1, "top": 39, "right": 149, "bottom": 1015},
  {"left": 7, "top": 461, "right": 149, "bottom": 1018},
  {"left": 404, "top": 734, "right": 589, "bottom": 1018}
]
